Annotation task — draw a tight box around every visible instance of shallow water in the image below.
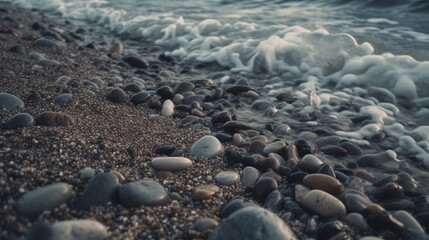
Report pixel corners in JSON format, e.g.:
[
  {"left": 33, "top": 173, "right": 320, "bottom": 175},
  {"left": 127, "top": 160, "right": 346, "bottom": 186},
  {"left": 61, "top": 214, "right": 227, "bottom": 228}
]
[{"left": 12, "top": 0, "right": 429, "bottom": 180}]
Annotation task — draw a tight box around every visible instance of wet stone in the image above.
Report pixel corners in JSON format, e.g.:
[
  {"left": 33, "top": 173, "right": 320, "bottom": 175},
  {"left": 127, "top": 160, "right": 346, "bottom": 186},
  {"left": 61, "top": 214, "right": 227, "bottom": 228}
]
[
  {"left": 393, "top": 210, "right": 425, "bottom": 234},
  {"left": 318, "top": 221, "right": 345, "bottom": 240},
  {"left": 241, "top": 166, "right": 260, "bottom": 189},
  {"left": 320, "top": 146, "right": 348, "bottom": 157},
  {"left": 151, "top": 157, "right": 192, "bottom": 171},
  {"left": 191, "top": 135, "right": 224, "bottom": 158},
  {"left": 303, "top": 173, "right": 342, "bottom": 195},
  {"left": 288, "top": 172, "right": 308, "bottom": 183},
  {"left": 16, "top": 183, "right": 73, "bottom": 218},
  {"left": 106, "top": 88, "right": 128, "bottom": 103},
  {"left": 295, "top": 139, "right": 316, "bottom": 158},
  {"left": 123, "top": 83, "right": 142, "bottom": 93},
  {"left": 211, "top": 111, "right": 232, "bottom": 124},
  {"left": 345, "top": 213, "right": 369, "bottom": 230},
  {"left": 53, "top": 93, "right": 72, "bottom": 105},
  {"left": 175, "top": 81, "right": 195, "bottom": 94},
  {"left": 55, "top": 75, "right": 71, "bottom": 86},
  {"left": 258, "top": 156, "right": 280, "bottom": 171},
  {"left": 5, "top": 113, "right": 34, "bottom": 129},
  {"left": 222, "top": 121, "right": 252, "bottom": 133},
  {"left": 225, "top": 85, "right": 255, "bottom": 95},
  {"left": 79, "top": 167, "right": 95, "bottom": 180},
  {"left": 317, "top": 164, "right": 336, "bottom": 178},
  {"left": 119, "top": 179, "right": 169, "bottom": 207},
  {"left": 375, "top": 182, "right": 404, "bottom": 201},
  {"left": 210, "top": 206, "right": 297, "bottom": 240},
  {"left": 26, "top": 220, "right": 108, "bottom": 240},
  {"left": 214, "top": 133, "right": 232, "bottom": 143},
  {"left": 195, "top": 218, "right": 219, "bottom": 232},
  {"left": 248, "top": 140, "right": 266, "bottom": 154},
  {"left": 76, "top": 173, "right": 120, "bottom": 210},
  {"left": 214, "top": 171, "right": 240, "bottom": 186},
  {"left": 131, "top": 91, "right": 151, "bottom": 104},
  {"left": 340, "top": 141, "right": 363, "bottom": 156},
  {"left": 299, "top": 154, "right": 323, "bottom": 173},
  {"left": 357, "top": 150, "right": 400, "bottom": 171},
  {"left": 263, "top": 141, "right": 286, "bottom": 155},
  {"left": 35, "top": 111, "right": 75, "bottom": 126},
  {"left": 380, "top": 199, "right": 415, "bottom": 211},
  {"left": 301, "top": 190, "right": 347, "bottom": 219},
  {"left": 254, "top": 177, "right": 278, "bottom": 200},
  {"left": 192, "top": 185, "right": 220, "bottom": 201},
  {"left": 0, "top": 92, "right": 25, "bottom": 110},
  {"left": 344, "top": 191, "right": 372, "bottom": 213},
  {"left": 9, "top": 44, "right": 24, "bottom": 54}
]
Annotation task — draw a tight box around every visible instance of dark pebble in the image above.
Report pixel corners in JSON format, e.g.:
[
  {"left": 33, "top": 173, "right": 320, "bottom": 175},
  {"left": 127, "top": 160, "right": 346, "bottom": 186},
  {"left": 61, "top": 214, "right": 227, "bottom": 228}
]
[
  {"left": 295, "top": 139, "right": 316, "bottom": 158},
  {"left": 225, "top": 85, "right": 254, "bottom": 95},
  {"left": 211, "top": 111, "right": 232, "bottom": 124},
  {"left": 334, "top": 171, "right": 349, "bottom": 183},
  {"left": 317, "top": 164, "right": 336, "bottom": 178},
  {"left": 35, "top": 112, "right": 75, "bottom": 126},
  {"left": 154, "top": 144, "right": 176, "bottom": 155},
  {"left": 320, "top": 146, "right": 348, "bottom": 157},
  {"left": 223, "top": 121, "right": 252, "bottom": 133},
  {"left": 339, "top": 141, "right": 363, "bottom": 156},
  {"left": 254, "top": 177, "right": 278, "bottom": 200},
  {"left": 175, "top": 81, "right": 195, "bottom": 94},
  {"left": 367, "top": 210, "right": 406, "bottom": 234},
  {"left": 148, "top": 100, "right": 162, "bottom": 110},
  {"left": 214, "top": 133, "right": 232, "bottom": 143},
  {"left": 156, "top": 86, "right": 175, "bottom": 99},
  {"left": 288, "top": 171, "right": 308, "bottom": 183},
  {"left": 219, "top": 198, "right": 247, "bottom": 218},
  {"left": 381, "top": 199, "right": 415, "bottom": 211},
  {"left": 318, "top": 221, "right": 344, "bottom": 240},
  {"left": 375, "top": 182, "right": 404, "bottom": 201},
  {"left": 263, "top": 190, "right": 283, "bottom": 212},
  {"left": 123, "top": 83, "right": 142, "bottom": 93},
  {"left": 53, "top": 93, "right": 72, "bottom": 105},
  {"left": 106, "top": 88, "right": 128, "bottom": 103},
  {"left": 131, "top": 91, "right": 151, "bottom": 104},
  {"left": 9, "top": 45, "right": 24, "bottom": 54},
  {"left": 374, "top": 175, "right": 398, "bottom": 187},
  {"left": 5, "top": 113, "right": 34, "bottom": 129},
  {"left": 122, "top": 55, "right": 148, "bottom": 68},
  {"left": 248, "top": 140, "right": 266, "bottom": 155}
]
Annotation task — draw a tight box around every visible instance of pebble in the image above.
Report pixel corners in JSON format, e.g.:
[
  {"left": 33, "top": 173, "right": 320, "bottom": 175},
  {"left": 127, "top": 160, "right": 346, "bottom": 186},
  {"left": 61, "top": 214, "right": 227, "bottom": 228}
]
[
  {"left": 317, "top": 163, "right": 336, "bottom": 178},
  {"left": 175, "top": 81, "right": 195, "bottom": 94},
  {"left": 299, "top": 154, "right": 323, "bottom": 173},
  {"left": 151, "top": 157, "right": 192, "bottom": 171},
  {"left": 29, "top": 52, "right": 45, "bottom": 61},
  {"left": 157, "top": 86, "right": 175, "bottom": 99},
  {"left": 241, "top": 166, "right": 260, "bottom": 189},
  {"left": 190, "top": 135, "right": 224, "bottom": 158},
  {"left": 344, "top": 191, "right": 372, "bottom": 213},
  {"left": 5, "top": 113, "right": 34, "bottom": 129},
  {"left": 320, "top": 146, "right": 348, "bottom": 157},
  {"left": 254, "top": 177, "right": 278, "bottom": 200},
  {"left": 0, "top": 92, "right": 25, "bottom": 110},
  {"left": 248, "top": 140, "right": 266, "bottom": 154},
  {"left": 264, "top": 190, "right": 283, "bottom": 212},
  {"left": 79, "top": 167, "right": 95, "bottom": 180},
  {"left": 258, "top": 156, "right": 280, "bottom": 171},
  {"left": 294, "top": 184, "right": 310, "bottom": 204},
  {"left": 345, "top": 213, "right": 370, "bottom": 230},
  {"left": 76, "top": 173, "right": 120, "bottom": 210},
  {"left": 162, "top": 99, "right": 174, "bottom": 117},
  {"left": 192, "top": 184, "right": 220, "bottom": 201},
  {"left": 106, "top": 88, "right": 128, "bottom": 103},
  {"left": 122, "top": 54, "right": 148, "bottom": 68},
  {"left": 357, "top": 151, "right": 400, "bottom": 171},
  {"left": 110, "top": 42, "right": 123, "bottom": 55},
  {"left": 131, "top": 91, "right": 151, "bottom": 104},
  {"left": 303, "top": 173, "right": 342, "bottom": 195},
  {"left": 35, "top": 37, "right": 64, "bottom": 48},
  {"left": 16, "top": 183, "right": 73, "bottom": 217},
  {"left": 340, "top": 141, "right": 363, "bottom": 156},
  {"left": 27, "top": 220, "right": 108, "bottom": 240},
  {"left": 211, "top": 111, "right": 232, "bottom": 124},
  {"left": 295, "top": 139, "right": 316, "bottom": 157},
  {"left": 9, "top": 44, "right": 24, "bottom": 54},
  {"left": 35, "top": 112, "right": 75, "bottom": 126},
  {"left": 53, "top": 93, "right": 72, "bottom": 105},
  {"left": 222, "top": 121, "right": 252, "bottom": 133},
  {"left": 263, "top": 141, "right": 286, "bottom": 155},
  {"left": 195, "top": 218, "right": 219, "bottom": 232},
  {"left": 119, "top": 179, "right": 169, "bottom": 207},
  {"left": 123, "top": 83, "right": 142, "bottom": 93},
  {"left": 374, "top": 182, "right": 404, "bottom": 201},
  {"left": 393, "top": 210, "right": 425, "bottom": 234},
  {"left": 154, "top": 144, "right": 176, "bottom": 155},
  {"left": 301, "top": 190, "right": 346, "bottom": 219},
  {"left": 55, "top": 75, "right": 71, "bottom": 86},
  {"left": 232, "top": 133, "right": 245, "bottom": 146},
  {"left": 214, "top": 171, "right": 240, "bottom": 186},
  {"left": 89, "top": 77, "right": 106, "bottom": 87},
  {"left": 86, "top": 90, "right": 96, "bottom": 97},
  {"left": 317, "top": 221, "right": 345, "bottom": 240},
  {"left": 210, "top": 206, "right": 297, "bottom": 240},
  {"left": 381, "top": 199, "right": 415, "bottom": 210},
  {"left": 225, "top": 85, "right": 255, "bottom": 95}
]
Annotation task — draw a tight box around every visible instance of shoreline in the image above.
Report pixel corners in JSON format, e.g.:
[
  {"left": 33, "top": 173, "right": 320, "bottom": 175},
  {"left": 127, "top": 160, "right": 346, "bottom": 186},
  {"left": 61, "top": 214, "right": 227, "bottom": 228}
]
[{"left": 1, "top": 2, "right": 429, "bottom": 240}]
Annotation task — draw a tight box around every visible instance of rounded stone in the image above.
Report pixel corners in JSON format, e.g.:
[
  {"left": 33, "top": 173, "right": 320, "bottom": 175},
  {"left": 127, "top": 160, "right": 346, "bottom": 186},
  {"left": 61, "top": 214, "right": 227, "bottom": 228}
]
[
  {"left": 192, "top": 185, "right": 220, "bottom": 201},
  {"left": 211, "top": 111, "right": 232, "bottom": 124},
  {"left": 154, "top": 144, "right": 176, "bottom": 155},
  {"left": 162, "top": 99, "right": 174, "bottom": 117},
  {"left": 393, "top": 210, "right": 424, "bottom": 234},
  {"left": 374, "top": 182, "right": 404, "bottom": 201},
  {"left": 264, "top": 190, "right": 283, "bottom": 212},
  {"left": 214, "top": 171, "right": 240, "bottom": 186},
  {"left": 79, "top": 167, "right": 95, "bottom": 180},
  {"left": 340, "top": 141, "right": 363, "bottom": 156},
  {"left": 263, "top": 141, "right": 287, "bottom": 155},
  {"left": 55, "top": 75, "right": 71, "bottom": 86},
  {"left": 5, "top": 113, "right": 34, "bottom": 129},
  {"left": 254, "top": 177, "right": 278, "bottom": 201},
  {"left": 344, "top": 191, "right": 372, "bottom": 213},
  {"left": 357, "top": 151, "right": 400, "bottom": 171},
  {"left": 16, "top": 183, "right": 73, "bottom": 218},
  {"left": 0, "top": 92, "right": 24, "bottom": 110},
  {"left": 9, "top": 45, "right": 24, "bottom": 54},
  {"left": 35, "top": 112, "right": 75, "bottom": 126},
  {"left": 248, "top": 140, "right": 266, "bottom": 154},
  {"left": 122, "top": 55, "right": 148, "bottom": 68},
  {"left": 209, "top": 206, "right": 297, "bottom": 240},
  {"left": 225, "top": 85, "right": 255, "bottom": 95},
  {"left": 345, "top": 213, "right": 370, "bottom": 230},
  {"left": 156, "top": 86, "right": 175, "bottom": 99},
  {"left": 222, "top": 121, "right": 252, "bottom": 133},
  {"left": 53, "top": 93, "right": 72, "bottom": 105},
  {"left": 191, "top": 135, "right": 224, "bottom": 158},
  {"left": 299, "top": 154, "right": 323, "bottom": 173},
  {"left": 195, "top": 218, "right": 219, "bottom": 232},
  {"left": 119, "top": 179, "right": 169, "bottom": 207},
  {"left": 175, "top": 81, "right": 195, "bottom": 94},
  {"left": 131, "top": 91, "right": 151, "bottom": 104},
  {"left": 123, "top": 83, "right": 142, "bottom": 93},
  {"left": 301, "top": 190, "right": 347, "bottom": 219},
  {"left": 303, "top": 173, "right": 342, "bottom": 195},
  {"left": 27, "top": 220, "right": 108, "bottom": 240},
  {"left": 76, "top": 173, "right": 120, "bottom": 210},
  {"left": 151, "top": 157, "right": 192, "bottom": 171},
  {"left": 241, "top": 166, "right": 260, "bottom": 189},
  {"left": 106, "top": 88, "right": 127, "bottom": 103}
]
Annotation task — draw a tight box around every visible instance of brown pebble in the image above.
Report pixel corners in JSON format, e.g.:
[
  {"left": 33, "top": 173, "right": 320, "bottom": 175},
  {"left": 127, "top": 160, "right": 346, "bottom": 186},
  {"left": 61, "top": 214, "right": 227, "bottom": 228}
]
[
  {"left": 303, "top": 173, "right": 342, "bottom": 195},
  {"left": 320, "top": 146, "right": 348, "bottom": 157},
  {"left": 35, "top": 111, "right": 75, "bottom": 126},
  {"left": 258, "top": 156, "right": 280, "bottom": 171},
  {"left": 192, "top": 185, "right": 220, "bottom": 201},
  {"left": 156, "top": 171, "right": 173, "bottom": 179},
  {"left": 374, "top": 182, "right": 403, "bottom": 201},
  {"left": 364, "top": 203, "right": 385, "bottom": 215},
  {"left": 106, "top": 88, "right": 128, "bottom": 103},
  {"left": 123, "top": 83, "right": 142, "bottom": 93},
  {"left": 7, "top": 28, "right": 20, "bottom": 37},
  {"left": 225, "top": 85, "right": 254, "bottom": 95},
  {"left": 248, "top": 140, "right": 266, "bottom": 155}
]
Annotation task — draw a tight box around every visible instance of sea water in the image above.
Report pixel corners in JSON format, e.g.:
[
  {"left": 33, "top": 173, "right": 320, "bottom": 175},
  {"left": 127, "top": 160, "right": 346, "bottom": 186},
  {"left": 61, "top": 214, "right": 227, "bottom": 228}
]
[{"left": 12, "top": 0, "right": 429, "bottom": 176}]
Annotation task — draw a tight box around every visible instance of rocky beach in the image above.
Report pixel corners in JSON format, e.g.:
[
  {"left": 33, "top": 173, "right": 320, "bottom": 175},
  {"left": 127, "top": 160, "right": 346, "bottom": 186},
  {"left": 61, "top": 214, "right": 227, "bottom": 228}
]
[{"left": 1, "top": 1, "right": 429, "bottom": 240}]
